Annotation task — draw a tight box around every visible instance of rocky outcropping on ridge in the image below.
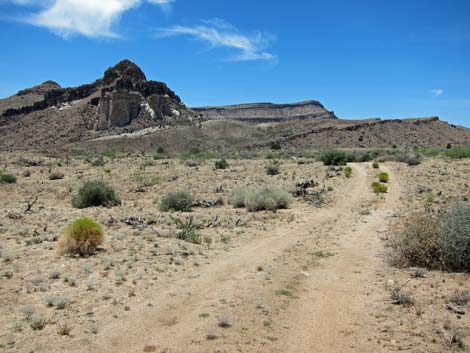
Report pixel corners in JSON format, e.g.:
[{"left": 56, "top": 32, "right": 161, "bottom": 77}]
[{"left": 192, "top": 100, "right": 337, "bottom": 123}]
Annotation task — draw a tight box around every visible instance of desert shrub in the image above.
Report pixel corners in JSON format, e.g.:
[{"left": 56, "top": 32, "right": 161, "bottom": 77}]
[
  {"left": 388, "top": 216, "right": 442, "bottom": 268},
  {"left": 170, "top": 216, "right": 201, "bottom": 244},
  {"left": 444, "top": 145, "right": 470, "bottom": 159},
  {"left": 58, "top": 218, "right": 104, "bottom": 256},
  {"left": 270, "top": 142, "right": 282, "bottom": 150},
  {"left": 372, "top": 182, "right": 387, "bottom": 194},
  {"left": 344, "top": 166, "right": 352, "bottom": 178},
  {"left": 440, "top": 202, "right": 470, "bottom": 271},
  {"left": 102, "top": 149, "right": 117, "bottom": 160},
  {"left": 319, "top": 150, "right": 347, "bottom": 166},
  {"left": 396, "top": 153, "right": 422, "bottom": 166},
  {"left": 372, "top": 161, "right": 379, "bottom": 169},
  {"left": 390, "top": 287, "right": 415, "bottom": 306},
  {"left": 378, "top": 172, "right": 389, "bottom": 183},
  {"left": 90, "top": 157, "right": 106, "bottom": 167},
  {"left": 49, "top": 172, "right": 64, "bottom": 180},
  {"left": 160, "top": 191, "right": 193, "bottom": 212},
  {"left": 238, "top": 187, "right": 293, "bottom": 212},
  {"left": 0, "top": 172, "right": 16, "bottom": 184},
  {"left": 346, "top": 150, "right": 381, "bottom": 163},
  {"left": 185, "top": 159, "right": 200, "bottom": 167},
  {"left": 215, "top": 159, "right": 229, "bottom": 170},
  {"left": 230, "top": 188, "right": 251, "bottom": 208},
  {"left": 266, "top": 162, "right": 280, "bottom": 175},
  {"left": 72, "top": 181, "right": 120, "bottom": 209}
]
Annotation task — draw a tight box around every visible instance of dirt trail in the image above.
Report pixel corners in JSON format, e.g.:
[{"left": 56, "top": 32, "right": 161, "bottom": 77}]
[{"left": 58, "top": 163, "right": 401, "bottom": 353}]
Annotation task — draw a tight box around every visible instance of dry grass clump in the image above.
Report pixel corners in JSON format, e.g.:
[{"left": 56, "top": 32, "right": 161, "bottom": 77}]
[
  {"left": 72, "top": 180, "right": 120, "bottom": 209},
  {"left": 58, "top": 218, "right": 104, "bottom": 256},
  {"left": 230, "top": 186, "right": 292, "bottom": 212},
  {"left": 265, "top": 162, "right": 280, "bottom": 175}
]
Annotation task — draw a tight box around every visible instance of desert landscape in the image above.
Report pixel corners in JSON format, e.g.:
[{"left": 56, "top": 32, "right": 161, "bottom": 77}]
[{"left": 1, "top": 2, "right": 470, "bottom": 352}]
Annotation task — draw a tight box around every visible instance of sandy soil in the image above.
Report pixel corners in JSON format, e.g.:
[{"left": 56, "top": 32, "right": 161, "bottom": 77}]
[{"left": 1, "top": 155, "right": 469, "bottom": 353}]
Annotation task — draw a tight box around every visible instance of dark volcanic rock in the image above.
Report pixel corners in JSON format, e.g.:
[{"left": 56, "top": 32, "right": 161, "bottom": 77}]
[{"left": 17, "top": 81, "right": 61, "bottom": 96}]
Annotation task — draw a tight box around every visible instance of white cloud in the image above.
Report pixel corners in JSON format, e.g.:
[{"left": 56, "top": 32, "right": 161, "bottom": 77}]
[
  {"left": 158, "top": 19, "right": 276, "bottom": 62},
  {"left": 9, "top": 0, "right": 174, "bottom": 38},
  {"left": 430, "top": 89, "right": 444, "bottom": 97}
]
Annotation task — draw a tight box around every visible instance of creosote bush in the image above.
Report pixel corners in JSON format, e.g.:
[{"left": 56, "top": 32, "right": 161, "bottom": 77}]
[
  {"left": 58, "top": 218, "right": 104, "bottom": 256},
  {"left": 230, "top": 186, "right": 292, "bottom": 212},
  {"left": 72, "top": 181, "right": 120, "bottom": 209},
  {"left": 344, "top": 166, "right": 352, "bottom": 178},
  {"left": 372, "top": 161, "right": 380, "bottom": 169},
  {"left": 378, "top": 172, "right": 389, "bottom": 183},
  {"left": 0, "top": 172, "right": 17, "bottom": 184},
  {"left": 372, "top": 182, "right": 387, "bottom": 194},
  {"left": 160, "top": 191, "right": 193, "bottom": 212},
  {"left": 215, "top": 159, "right": 229, "bottom": 170}
]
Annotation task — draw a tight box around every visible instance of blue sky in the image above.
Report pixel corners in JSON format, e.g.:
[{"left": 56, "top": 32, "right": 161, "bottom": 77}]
[{"left": 0, "top": 0, "right": 469, "bottom": 126}]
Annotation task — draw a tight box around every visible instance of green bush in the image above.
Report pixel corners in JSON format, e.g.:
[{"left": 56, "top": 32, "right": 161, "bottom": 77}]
[
  {"left": 230, "top": 187, "right": 292, "bottom": 212},
  {"left": 72, "top": 181, "right": 120, "bottom": 209},
  {"left": 170, "top": 216, "right": 201, "bottom": 244},
  {"left": 215, "top": 159, "right": 229, "bottom": 170},
  {"left": 388, "top": 216, "right": 442, "bottom": 269},
  {"left": 372, "top": 182, "right": 387, "bottom": 194},
  {"left": 58, "top": 218, "right": 104, "bottom": 256},
  {"left": 344, "top": 166, "right": 352, "bottom": 178},
  {"left": 444, "top": 145, "right": 470, "bottom": 159},
  {"left": 0, "top": 172, "right": 16, "bottom": 184},
  {"left": 378, "top": 172, "right": 389, "bottom": 183},
  {"left": 440, "top": 202, "right": 470, "bottom": 271},
  {"left": 319, "top": 150, "right": 347, "bottom": 166},
  {"left": 372, "top": 161, "right": 380, "bottom": 169},
  {"left": 160, "top": 191, "right": 193, "bottom": 212},
  {"left": 266, "top": 162, "right": 280, "bottom": 175}
]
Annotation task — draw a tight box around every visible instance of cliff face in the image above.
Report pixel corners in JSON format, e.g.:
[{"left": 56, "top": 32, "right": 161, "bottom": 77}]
[{"left": 192, "top": 100, "right": 337, "bottom": 123}]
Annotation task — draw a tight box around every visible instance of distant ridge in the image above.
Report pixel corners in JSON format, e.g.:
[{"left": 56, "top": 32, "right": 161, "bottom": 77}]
[{"left": 192, "top": 100, "right": 337, "bottom": 123}]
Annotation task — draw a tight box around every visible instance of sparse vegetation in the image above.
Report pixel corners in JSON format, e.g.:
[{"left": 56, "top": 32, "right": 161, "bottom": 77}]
[
  {"left": 443, "top": 144, "right": 470, "bottom": 159},
  {"left": 72, "top": 180, "right": 120, "bottom": 208},
  {"left": 390, "top": 287, "right": 415, "bottom": 306},
  {"left": 171, "top": 216, "right": 201, "bottom": 244},
  {"left": 344, "top": 166, "right": 352, "bottom": 178},
  {"left": 57, "top": 218, "right": 104, "bottom": 256},
  {"left": 160, "top": 191, "right": 193, "bottom": 212},
  {"left": 319, "top": 150, "right": 347, "bottom": 166},
  {"left": 372, "top": 161, "right": 379, "bottom": 169}
]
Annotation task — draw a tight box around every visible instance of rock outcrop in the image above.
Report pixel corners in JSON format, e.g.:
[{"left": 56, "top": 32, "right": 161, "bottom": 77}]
[
  {"left": 192, "top": 100, "right": 337, "bottom": 123},
  {"left": 1, "top": 59, "right": 196, "bottom": 130}
]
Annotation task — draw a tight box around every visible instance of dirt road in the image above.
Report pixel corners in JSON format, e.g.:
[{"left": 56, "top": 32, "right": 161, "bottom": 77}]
[{"left": 56, "top": 163, "right": 401, "bottom": 353}]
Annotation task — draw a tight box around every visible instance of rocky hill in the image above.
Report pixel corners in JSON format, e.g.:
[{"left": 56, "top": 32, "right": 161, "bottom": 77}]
[
  {"left": 0, "top": 60, "right": 198, "bottom": 149},
  {"left": 192, "top": 100, "right": 337, "bottom": 123},
  {"left": 0, "top": 59, "right": 469, "bottom": 152}
]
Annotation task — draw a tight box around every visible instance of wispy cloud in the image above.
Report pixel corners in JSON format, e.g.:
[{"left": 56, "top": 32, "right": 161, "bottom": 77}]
[
  {"left": 430, "top": 89, "right": 444, "bottom": 97},
  {"left": 158, "top": 19, "right": 277, "bottom": 62},
  {"left": 7, "top": 0, "right": 174, "bottom": 38}
]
